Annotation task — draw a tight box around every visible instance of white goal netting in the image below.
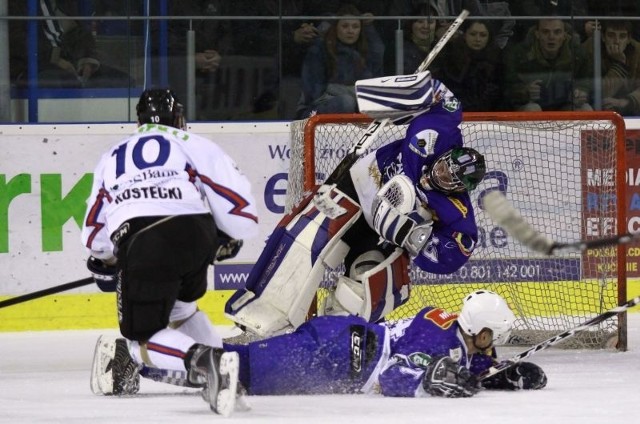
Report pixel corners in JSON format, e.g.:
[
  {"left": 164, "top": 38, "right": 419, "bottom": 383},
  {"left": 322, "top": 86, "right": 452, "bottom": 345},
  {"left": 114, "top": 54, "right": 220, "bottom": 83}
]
[{"left": 286, "top": 112, "right": 628, "bottom": 349}]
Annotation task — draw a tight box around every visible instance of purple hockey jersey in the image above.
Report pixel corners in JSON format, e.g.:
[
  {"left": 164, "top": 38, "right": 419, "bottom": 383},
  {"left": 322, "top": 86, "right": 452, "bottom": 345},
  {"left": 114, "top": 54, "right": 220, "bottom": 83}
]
[
  {"left": 349, "top": 92, "right": 479, "bottom": 275},
  {"left": 225, "top": 306, "right": 494, "bottom": 397}
]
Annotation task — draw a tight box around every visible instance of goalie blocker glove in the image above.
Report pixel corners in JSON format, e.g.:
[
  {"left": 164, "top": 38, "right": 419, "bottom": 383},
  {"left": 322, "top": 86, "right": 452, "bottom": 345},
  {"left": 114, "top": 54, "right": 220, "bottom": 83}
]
[
  {"left": 372, "top": 176, "right": 433, "bottom": 256},
  {"left": 482, "top": 362, "right": 547, "bottom": 391},
  {"left": 423, "top": 356, "right": 479, "bottom": 398},
  {"left": 87, "top": 256, "right": 118, "bottom": 292}
]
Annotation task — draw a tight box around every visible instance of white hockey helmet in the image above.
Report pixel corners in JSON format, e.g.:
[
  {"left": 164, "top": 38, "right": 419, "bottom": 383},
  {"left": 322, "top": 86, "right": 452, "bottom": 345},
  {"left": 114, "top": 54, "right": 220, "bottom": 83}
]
[{"left": 458, "top": 290, "right": 516, "bottom": 346}]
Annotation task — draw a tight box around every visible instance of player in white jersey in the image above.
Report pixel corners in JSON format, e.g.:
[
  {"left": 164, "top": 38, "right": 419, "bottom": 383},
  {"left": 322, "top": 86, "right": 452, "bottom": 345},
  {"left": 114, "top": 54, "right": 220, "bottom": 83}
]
[{"left": 82, "top": 88, "right": 258, "bottom": 416}]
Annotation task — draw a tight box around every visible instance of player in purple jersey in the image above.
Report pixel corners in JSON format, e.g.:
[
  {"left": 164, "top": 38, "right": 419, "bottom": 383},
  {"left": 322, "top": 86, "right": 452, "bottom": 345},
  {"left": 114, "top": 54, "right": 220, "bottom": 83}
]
[
  {"left": 225, "top": 76, "right": 487, "bottom": 337},
  {"left": 84, "top": 88, "right": 259, "bottom": 416},
  {"left": 224, "top": 290, "right": 547, "bottom": 398}
]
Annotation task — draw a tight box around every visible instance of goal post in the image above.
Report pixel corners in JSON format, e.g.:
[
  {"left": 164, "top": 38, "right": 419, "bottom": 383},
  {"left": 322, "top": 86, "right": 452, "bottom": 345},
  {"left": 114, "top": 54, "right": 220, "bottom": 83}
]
[{"left": 287, "top": 111, "right": 628, "bottom": 350}]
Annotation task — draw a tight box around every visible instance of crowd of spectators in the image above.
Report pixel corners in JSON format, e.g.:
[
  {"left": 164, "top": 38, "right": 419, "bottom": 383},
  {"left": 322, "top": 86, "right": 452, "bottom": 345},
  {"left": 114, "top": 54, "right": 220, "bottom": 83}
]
[{"left": 7, "top": 0, "right": 640, "bottom": 120}]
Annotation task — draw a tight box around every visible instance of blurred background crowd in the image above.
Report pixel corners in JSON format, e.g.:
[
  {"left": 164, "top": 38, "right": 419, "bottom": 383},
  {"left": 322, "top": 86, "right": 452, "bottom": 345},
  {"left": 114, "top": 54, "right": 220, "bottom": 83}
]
[{"left": 4, "top": 0, "right": 640, "bottom": 123}]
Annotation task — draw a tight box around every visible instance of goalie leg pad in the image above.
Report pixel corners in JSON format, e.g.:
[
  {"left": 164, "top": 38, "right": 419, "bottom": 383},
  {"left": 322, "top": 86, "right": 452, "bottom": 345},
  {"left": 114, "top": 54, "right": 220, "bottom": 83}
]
[
  {"left": 322, "top": 248, "right": 411, "bottom": 322},
  {"left": 225, "top": 187, "right": 361, "bottom": 337}
]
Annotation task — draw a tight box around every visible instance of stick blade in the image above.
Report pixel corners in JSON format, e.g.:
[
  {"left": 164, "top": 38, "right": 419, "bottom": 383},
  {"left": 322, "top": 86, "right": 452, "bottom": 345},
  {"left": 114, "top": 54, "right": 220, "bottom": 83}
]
[{"left": 482, "top": 191, "right": 554, "bottom": 255}]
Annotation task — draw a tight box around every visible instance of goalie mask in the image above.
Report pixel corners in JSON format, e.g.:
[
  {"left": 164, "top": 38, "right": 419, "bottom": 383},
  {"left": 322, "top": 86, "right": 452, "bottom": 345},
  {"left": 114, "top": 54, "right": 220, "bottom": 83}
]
[
  {"left": 136, "top": 88, "right": 186, "bottom": 130},
  {"left": 457, "top": 290, "right": 515, "bottom": 347},
  {"left": 421, "top": 147, "right": 486, "bottom": 194}
]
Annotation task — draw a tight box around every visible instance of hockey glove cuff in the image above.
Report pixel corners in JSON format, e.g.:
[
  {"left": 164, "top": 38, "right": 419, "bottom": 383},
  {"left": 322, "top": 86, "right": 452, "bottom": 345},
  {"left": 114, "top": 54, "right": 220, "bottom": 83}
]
[{"left": 87, "top": 256, "right": 118, "bottom": 292}]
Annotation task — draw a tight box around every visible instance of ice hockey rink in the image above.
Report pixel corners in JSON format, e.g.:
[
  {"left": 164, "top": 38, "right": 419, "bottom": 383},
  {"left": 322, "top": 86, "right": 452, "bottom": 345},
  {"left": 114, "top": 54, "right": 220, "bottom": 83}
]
[{"left": 1, "top": 315, "right": 639, "bottom": 424}]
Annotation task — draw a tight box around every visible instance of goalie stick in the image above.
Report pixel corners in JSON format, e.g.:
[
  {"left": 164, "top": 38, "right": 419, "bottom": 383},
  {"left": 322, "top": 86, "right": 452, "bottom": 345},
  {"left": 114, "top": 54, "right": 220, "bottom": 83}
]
[
  {"left": 318, "top": 9, "right": 470, "bottom": 191},
  {"left": 482, "top": 190, "right": 640, "bottom": 255},
  {"left": 479, "top": 295, "right": 640, "bottom": 380},
  {"left": 314, "top": 10, "right": 469, "bottom": 217}
]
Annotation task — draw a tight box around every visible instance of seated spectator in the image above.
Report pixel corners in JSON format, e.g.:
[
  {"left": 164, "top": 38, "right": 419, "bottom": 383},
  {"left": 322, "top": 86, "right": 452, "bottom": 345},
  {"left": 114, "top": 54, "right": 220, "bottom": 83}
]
[
  {"left": 509, "top": 1, "right": 587, "bottom": 46},
  {"left": 432, "top": 20, "right": 503, "bottom": 111},
  {"left": 503, "top": 19, "right": 593, "bottom": 111},
  {"left": 9, "top": 0, "right": 133, "bottom": 89},
  {"left": 476, "top": 1, "right": 515, "bottom": 50},
  {"left": 383, "top": 0, "right": 443, "bottom": 74},
  {"left": 401, "top": 4, "right": 440, "bottom": 74},
  {"left": 297, "top": 4, "right": 385, "bottom": 118},
  {"left": 156, "top": 0, "right": 233, "bottom": 120},
  {"left": 581, "top": 2, "right": 640, "bottom": 43},
  {"left": 584, "top": 20, "right": 640, "bottom": 115},
  {"left": 228, "top": 0, "right": 327, "bottom": 120}
]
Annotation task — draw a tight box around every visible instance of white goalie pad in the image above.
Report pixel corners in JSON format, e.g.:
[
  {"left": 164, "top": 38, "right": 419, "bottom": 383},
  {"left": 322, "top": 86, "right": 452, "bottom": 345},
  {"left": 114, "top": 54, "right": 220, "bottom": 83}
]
[
  {"left": 226, "top": 187, "right": 362, "bottom": 337},
  {"left": 356, "top": 70, "right": 440, "bottom": 123},
  {"left": 322, "top": 248, "right": 411, "bottom": 322}
]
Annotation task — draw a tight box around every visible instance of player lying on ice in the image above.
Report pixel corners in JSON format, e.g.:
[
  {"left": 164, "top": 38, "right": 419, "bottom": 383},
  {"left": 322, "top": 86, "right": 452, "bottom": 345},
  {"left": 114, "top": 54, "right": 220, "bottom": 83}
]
[
  {"left": 91, "top": 290, "right": 547, "bottom": 407},
  {"left": 223, "top": 290, "right": 547, "bottom": 397},
  {"left": 225, "top": 71, "right": 488, "bottom": 338}
]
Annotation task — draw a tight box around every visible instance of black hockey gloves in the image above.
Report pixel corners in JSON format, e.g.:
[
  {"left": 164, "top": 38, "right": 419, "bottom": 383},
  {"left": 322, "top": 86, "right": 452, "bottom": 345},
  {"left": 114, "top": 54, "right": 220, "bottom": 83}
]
[
  {"left": 214, "top": 231, "right": 244, "bottom": 262},
  {"left": 423, "top": 356, "right": 479, "bottom": 398},
  {"left": 87, "top": 256, "right": 118, "bottom": 292},
  {"left": 482, "top": 361, "right": 547, "bottom": 391}
]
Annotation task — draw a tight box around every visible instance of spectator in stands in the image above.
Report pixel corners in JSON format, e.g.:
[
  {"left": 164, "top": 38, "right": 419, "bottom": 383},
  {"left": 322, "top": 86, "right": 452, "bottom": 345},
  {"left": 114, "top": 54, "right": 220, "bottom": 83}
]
[
  {"left": 157, "top": 0, "right": 233, "bottom": 120},
  {"left": 580, "top": 2, "right": 640, "bottom": 43},
  {"left": 502, "top": 18, "right": 593, "bottom": 111},
  {"left": 382, "top": 1, "right": 441, "bottom": 74},
  {"left": 475, "top": 1, "right": 515, "bottom": 50},
  {"left": 584, "top": 20, "right": 640, "bottom": 116},
  {"left": 9, "top": 0, "right": 133, "bottom": 89},
  {"left": 228, "top": 0, "right": 329, "bottom": 119},
  {"left": 433, "top": 20, "right": 503, "bottom": 111},
  {"left": 297, "top": 4, "right": 385, "bottom": 118},
  {"left": 509, "top": 1, "right": 587, "bottom": 46},
  {"left": 400, "top": 4, "right": 440, "bottom": 74}
]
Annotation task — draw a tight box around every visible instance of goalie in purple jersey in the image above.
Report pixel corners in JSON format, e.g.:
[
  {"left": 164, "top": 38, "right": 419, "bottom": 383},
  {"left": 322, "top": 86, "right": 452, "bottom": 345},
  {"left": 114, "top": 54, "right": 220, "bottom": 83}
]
[
  {"left": 226, "top": 72, "right": 487, "bottom": 338},
  {"left": 224, "top": 290, "right": 547, "bottom": 397}
]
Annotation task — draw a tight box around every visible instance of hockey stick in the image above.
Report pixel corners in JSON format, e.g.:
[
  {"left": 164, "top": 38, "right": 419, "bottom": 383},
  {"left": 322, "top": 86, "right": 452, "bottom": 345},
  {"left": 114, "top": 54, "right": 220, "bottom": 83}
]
[
  {"left": 0, "top": 276, "right": 94, "bottom": 308},
  {"left": 482, "top": 190, "right": 640, "bottom": 255},
  {"left": 479, "top": 295, "right": 640, "bottom": 380}
]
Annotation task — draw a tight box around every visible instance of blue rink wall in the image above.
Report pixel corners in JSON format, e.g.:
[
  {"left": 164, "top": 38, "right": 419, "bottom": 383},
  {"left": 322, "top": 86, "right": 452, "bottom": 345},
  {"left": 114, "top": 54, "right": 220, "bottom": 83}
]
[{"left": 1, "top": 121, "right": 640, "bottom": 331}]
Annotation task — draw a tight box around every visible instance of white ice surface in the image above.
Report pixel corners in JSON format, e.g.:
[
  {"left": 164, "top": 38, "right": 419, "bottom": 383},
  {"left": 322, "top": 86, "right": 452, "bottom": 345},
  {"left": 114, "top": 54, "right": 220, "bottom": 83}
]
[{"left": 1, "top": 316, "right": 639, "bottom": 424}]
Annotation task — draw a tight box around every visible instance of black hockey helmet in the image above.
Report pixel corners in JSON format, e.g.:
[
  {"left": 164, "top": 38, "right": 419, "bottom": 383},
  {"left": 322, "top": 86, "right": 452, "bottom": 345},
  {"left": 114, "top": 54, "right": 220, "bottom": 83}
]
[
  {"left": 421, "top": 147, "right": 486, "bottom": 194},
  {"left": 136, "top": 88, "right": 186, "bottom": 130}
]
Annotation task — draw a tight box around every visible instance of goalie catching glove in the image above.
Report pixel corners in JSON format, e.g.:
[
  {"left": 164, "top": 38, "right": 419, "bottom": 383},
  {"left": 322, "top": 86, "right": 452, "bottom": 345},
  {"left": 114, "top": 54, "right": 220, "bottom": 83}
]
[
  {"left": 482, "top": 362, "right": 547, "bottom": 391},
  {"left": 423, "top": 356, "right": 479, "bottom": 398},
  {"left": 87, "top": 256, "right": 118, "bottom": 292},
  {"left": 372, "top": 175, "right": 432, "bottom": 256}
]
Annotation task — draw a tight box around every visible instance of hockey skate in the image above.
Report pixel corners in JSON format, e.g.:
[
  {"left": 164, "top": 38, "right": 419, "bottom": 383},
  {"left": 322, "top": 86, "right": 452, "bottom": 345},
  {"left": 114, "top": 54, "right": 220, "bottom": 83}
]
[
  {"left": 90, "top": 335, "right": 141, "bottom": 395},
  {"left": 188, "top": 345, "right": 240, "bottom": 416}
]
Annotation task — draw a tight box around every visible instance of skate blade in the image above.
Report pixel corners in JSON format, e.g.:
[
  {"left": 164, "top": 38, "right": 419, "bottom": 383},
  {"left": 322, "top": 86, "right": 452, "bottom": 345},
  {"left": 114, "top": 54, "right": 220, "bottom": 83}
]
[
  {"left": 90, "top": 335, "right": 117, "bottom": 395},
  {"left": 215, "top": 352, "right": 240, "bottom": 417}
]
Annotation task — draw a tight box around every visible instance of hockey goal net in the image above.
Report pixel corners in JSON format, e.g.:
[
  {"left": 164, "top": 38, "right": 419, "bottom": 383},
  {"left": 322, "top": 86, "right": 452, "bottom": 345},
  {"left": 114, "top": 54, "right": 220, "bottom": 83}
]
[{"left": 287, "top": 112, "right": 628, "bottom": 350}]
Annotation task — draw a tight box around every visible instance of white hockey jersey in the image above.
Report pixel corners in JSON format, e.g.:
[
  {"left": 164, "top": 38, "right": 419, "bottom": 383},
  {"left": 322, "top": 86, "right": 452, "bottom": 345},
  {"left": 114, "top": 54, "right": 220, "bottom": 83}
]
[{"left": 82, "top": 124, "right": 259, "bottom": 259}]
